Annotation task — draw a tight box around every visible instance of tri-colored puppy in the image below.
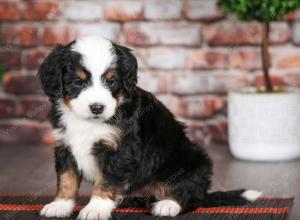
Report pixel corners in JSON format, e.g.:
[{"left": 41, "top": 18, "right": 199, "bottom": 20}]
[{"left": 38, "top": 36, "right": 262, "bottom": 220}]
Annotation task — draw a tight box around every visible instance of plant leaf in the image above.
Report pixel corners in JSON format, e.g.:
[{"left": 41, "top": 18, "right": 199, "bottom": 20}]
[{"left": 0, "top": 65, "right": 4, "bottom": 83}]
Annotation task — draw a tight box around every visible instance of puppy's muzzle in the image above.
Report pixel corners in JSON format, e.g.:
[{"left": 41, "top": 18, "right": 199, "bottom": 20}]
[{"left": 89, "top": 103, "right": 105, "bottom": 115}]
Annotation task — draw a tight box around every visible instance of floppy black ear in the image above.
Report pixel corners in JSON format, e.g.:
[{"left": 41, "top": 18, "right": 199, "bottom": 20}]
[
  {"left": 115, "top": 45, "right": 138, "bottom": 95},
  {"left": 38, "top": 45, "right": 65, "bottom": 102}
]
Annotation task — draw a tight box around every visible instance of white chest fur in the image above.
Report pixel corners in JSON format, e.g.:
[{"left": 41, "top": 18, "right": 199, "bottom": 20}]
[{"left": 56, "top": 109, "right": 120, "bottom": 182}]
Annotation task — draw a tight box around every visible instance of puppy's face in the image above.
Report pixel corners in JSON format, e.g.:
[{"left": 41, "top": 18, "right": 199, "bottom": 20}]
[
  {"left": 38, "top": 36, "right": 138, "bottom": 121},
  {"left": 64, "top": 38, "right": 121, "bottom": 121}
]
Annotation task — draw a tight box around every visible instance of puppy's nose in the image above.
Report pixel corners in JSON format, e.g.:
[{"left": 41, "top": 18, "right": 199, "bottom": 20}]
[{"left": 89, "top": 103, "right": 105, "bottom": 115}]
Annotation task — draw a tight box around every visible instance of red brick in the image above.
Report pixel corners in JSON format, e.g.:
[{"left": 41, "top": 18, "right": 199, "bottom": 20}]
[
  {"left": 131, "top": 48, "right": 148, "bottom": 69},
  {"left": 138, "top": 70, "right": 169, "bottom": 93},
  {"left": 0, "top": 119, "right": 50, "bottom": 145},
  {"left": 170, "top": 71, "right": 253, "bottom": 95},
  {"left": 179, "top": 96, "right": 224, "bottom": 118},
  {"left": 230, "top": 49, "right": 262, "bottom": 71},
  {"left": 143, "top": 86, "right": 226, "bottom": 118},
  {"left": 255, "top": 74, "right": 285, "bottom": 88},
  {"left": 18, "top": 96, "right": 51, "bottom": 120},
  {"left": 23, "top": 49, "right": 49, "bottom": 70},
  {"left": 255, "top": 71, "right": 300, "bottom": 88},
  {"left": 205, "top": 21, "right": 262, "bottom": 46},
  {"left": 292, "top": 22, "right": 300, "bottom": 45},
  {"left": 144, "top": 0, "right": 182, "bottom": 20},
  {"left": 24, "top": 1, "right": 59, "bottom": 20},
  {"left": 0, "top": 50, "right": 21, "bottom": 70},
  {"left": 206, "top": 116, "right": 228, "bottom": 144},
  {"left": 42, "top": 25, "right": 76, "bottom": 46},
  {"left": 156, "top": 94, "right": 182, "bottom": 116},
  {"left": 187, "top": 50, "right": 229, "bottom": 70},
  {"left": 270, "top": 22, "right": 290, "bottom": 44},
  {"left": 104, "top": 1, "right": 143, "bottom": 21},
  {"left": 181, "top": 116, "right": 228, "bottom": 145},
  {"left": 0, "top": 96, "right": 16, "bottom": 118},
  {"left": 124, "top": 22, "right": 201, "bottom": 46},
  {"left": 284, "top": 9, "right": 300, "bottom": 21},
  {"left": 205, "top": 22, "right": 289, "bottom": 46},
  {"left": 281, "top": 72, "right": 300, "bottom": 87},
  {"left": 146, "top": 47, "right": 187, "bottom": 69},
  {"left": 64, "top": 1, "right": 103, "bottom": 21},
  {"left": 3, "top": 73, "right": 43, "bottom": 95},
  {"left": 272, "top": 48, "right": 300, "bottom": 68},
  {"left": 42, "top": 24, "right": 121, "bottom": 46},
  {"left": 73, "top": 24, "right": 121, "bottom": 42},
  {"left": 0, "top": 1, "right": 20, "bottom": 20},
  {"left": 43, "top": 128, "right": 55, "bottom": 145},
  {"left": 184, "top": 0, "right": 224, "bottom": 21},
  {"left": 2, "top": 25, "right": 38, "bottom": 47}
]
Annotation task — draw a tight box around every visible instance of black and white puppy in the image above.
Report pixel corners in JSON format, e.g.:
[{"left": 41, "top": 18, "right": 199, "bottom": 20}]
[{"left": 38, "top": 36, "right": 262, "bottom": 220}]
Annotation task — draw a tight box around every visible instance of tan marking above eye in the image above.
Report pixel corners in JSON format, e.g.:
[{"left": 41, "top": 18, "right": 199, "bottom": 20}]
[
  {"left": 103, "top": 70, "right": 116, "bottom": 80},
  {"left": 76, "top": 70, "right": 88, "bottom": 80}
]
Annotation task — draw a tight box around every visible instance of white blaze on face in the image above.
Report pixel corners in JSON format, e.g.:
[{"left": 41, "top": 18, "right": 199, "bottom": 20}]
[{"left": 70, "top": 36, "right": 117, "bottom": 120}]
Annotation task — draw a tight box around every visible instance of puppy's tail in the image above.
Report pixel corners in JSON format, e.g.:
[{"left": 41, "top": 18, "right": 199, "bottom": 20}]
[{"left": 199, "top": 189, "right": 262, "bottom": 207}]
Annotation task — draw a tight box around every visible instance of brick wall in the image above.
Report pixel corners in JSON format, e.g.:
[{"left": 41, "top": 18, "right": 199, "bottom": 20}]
[{"left": 1, "top": 0, "right": 300, "bottom": 146}]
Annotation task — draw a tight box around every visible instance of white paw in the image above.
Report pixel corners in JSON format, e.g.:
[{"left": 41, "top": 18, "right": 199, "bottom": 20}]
[
  {"left": 151, "top": 200, "right": 181, "bottom": 217},
  {"left": 40, "top": 199, "right": 75, "bottom": 217},
  {"left": 242, "top": 190, "right": 263, "bottom": 201},
  {"left": 77, "top": 196, "right": 116, "bottom": 220}
]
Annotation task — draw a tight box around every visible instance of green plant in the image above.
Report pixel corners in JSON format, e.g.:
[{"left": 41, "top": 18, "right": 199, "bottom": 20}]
[
  {"left": 218, "top": 0, "right": 300, "bottom": 92},
  {"left": 0, "top": 65, "right": 4, "bottom": 83}
]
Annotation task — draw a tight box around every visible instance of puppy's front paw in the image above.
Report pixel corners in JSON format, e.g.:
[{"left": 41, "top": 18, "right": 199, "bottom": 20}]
[
  {"left": 40, "top": 199, "right": 75, "bottom": 217},
  {"left": 151, "top": 199, "right": 181, "bottom": 217},
  {"left": 77, "top": 196, "right": 116, "bottom": 220}
]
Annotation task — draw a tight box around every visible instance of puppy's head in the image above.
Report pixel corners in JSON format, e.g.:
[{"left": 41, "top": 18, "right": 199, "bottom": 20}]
[{"left": 38, "top": 36, "right": 137, "bottom": 121}]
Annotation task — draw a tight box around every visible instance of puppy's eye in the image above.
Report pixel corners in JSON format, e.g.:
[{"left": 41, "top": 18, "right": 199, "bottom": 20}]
[
  {"left": 103, "top": 70, "right": 117, "bottom": 87},
  {"left": 102, "top": 76, "right": 117, "bottom": 87},
  {"left": 105, "top": 77, "right": 117, "bottom": 87},
  {"left": 73, "top": 79, "right": 84, "bottom": 87}
]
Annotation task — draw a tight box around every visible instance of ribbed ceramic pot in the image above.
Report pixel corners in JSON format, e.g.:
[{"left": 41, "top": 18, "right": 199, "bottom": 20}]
[{"left": 228, "top": 87, "right": 300, "bottom": 161}]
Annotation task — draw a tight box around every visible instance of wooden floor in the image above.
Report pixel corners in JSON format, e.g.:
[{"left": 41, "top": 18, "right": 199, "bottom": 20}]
[{"left": 0, "top": 144, "right": 299, "bottom": 220}]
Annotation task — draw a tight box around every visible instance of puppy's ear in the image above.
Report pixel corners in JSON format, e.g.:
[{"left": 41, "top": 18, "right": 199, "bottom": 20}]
[
  {"left": 115, "top": 45, "right": 138, "bottom": 95},
  {"left": 38, "top": 45, "right": 65, "bottom": 101}
]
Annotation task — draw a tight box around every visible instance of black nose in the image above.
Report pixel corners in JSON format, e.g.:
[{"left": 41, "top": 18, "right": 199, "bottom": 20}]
[{"left": 89, "top": 103, "right": 105, "bottom": 115}]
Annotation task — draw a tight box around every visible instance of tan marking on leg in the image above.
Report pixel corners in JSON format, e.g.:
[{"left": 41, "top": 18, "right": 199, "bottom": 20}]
[
  {"left": 131, "top": 182, "right": 173, "bottom": 200},
  {"left": 56, "top": 170, "right": 81, "bottom": 200},
  {"left": 153, "top": 183, "right": 172, "bottom": 200}
]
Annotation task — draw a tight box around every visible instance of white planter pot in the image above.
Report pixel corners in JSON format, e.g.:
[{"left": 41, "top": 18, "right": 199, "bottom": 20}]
[{"left": 228, "top": 87, "right": 300, "bottom": 161}]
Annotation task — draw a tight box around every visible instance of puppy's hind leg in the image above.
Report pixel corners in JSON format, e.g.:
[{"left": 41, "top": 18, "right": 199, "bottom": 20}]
[{"left": 150, "top": 183, "right": 182, "bottom": 217}]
